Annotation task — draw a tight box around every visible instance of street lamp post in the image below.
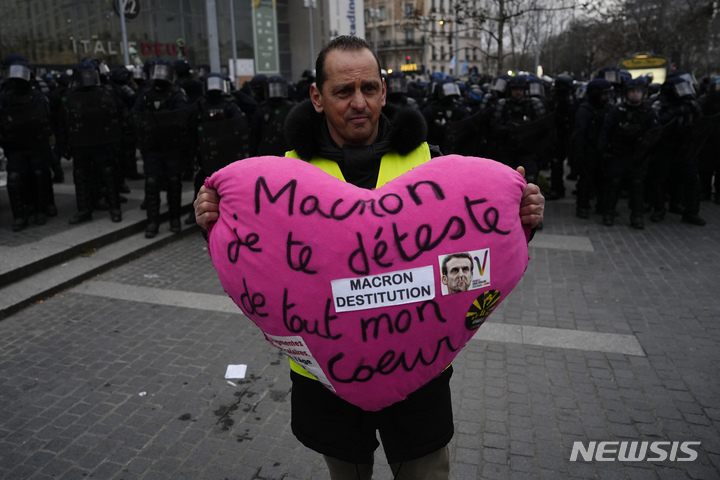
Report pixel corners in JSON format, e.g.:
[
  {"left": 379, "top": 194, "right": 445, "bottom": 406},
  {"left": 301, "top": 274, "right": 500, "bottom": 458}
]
[
  {"left": 304, "top": 0, "right": 317, "bottom": 71},
  {"left": 369, "top": 8, "right": 380, "bottom": 55}
]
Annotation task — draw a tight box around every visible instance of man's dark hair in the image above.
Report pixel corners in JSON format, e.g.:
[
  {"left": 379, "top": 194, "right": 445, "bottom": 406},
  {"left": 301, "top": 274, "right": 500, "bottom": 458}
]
[
  {"left": 315, "top": 35, "right": 382, "bottom": 93},
  {"left": 441, "top": 252, "right": 474, "bottom": 276}
]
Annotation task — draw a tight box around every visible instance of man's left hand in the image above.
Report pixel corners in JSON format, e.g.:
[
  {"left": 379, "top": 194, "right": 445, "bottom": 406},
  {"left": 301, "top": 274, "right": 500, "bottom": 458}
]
[{"left": 517, "top": 166, "right": 545, "bottom": 229}]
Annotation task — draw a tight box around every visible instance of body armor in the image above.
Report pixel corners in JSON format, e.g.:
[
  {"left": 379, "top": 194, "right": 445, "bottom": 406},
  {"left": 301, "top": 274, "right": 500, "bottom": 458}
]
[{"left": 63, "top": 87, "right": 122, "bottom": 146}]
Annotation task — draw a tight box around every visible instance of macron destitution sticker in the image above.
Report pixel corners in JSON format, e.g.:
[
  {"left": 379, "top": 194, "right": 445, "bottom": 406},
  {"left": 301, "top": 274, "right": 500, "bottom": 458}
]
[{"left": 331, "top": 266, "right": 436, "bottom": 313}]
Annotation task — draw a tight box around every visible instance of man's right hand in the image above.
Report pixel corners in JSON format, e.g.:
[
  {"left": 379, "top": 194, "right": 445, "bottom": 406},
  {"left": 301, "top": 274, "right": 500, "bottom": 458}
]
[{"left": 194, "top": 185, "right": 220, "bottom": 231}]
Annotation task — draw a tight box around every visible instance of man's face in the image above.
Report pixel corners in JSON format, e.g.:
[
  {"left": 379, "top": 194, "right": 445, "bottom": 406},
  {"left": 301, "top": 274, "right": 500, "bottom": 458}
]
[
  {"left": 309, "top": 49, "right": 386, "bottom": 147},
  {"left": 443, "top": 257, "right": 473, "bottom": 294},
  {"left": 510, "top": 87, "right": 525, "bottom": 101},
  {"left": 626, "top": 89, "right": 643, "bottom": 105}
]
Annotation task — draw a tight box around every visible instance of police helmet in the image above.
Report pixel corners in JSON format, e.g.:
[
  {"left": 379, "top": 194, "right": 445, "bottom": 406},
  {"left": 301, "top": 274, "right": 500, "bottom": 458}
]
[
  {"left": 711, "top": 77, "right": 720, "bottom": 93},
  {"left": 586, "top": 78, "right": 613, "bottom": 104},
  {"left": 467, "top": 84, "right": 483, "bottom": 103},
  {"left": 553, "top": 74, "right": 574, "bottom": 91},
  {"left": 598, "top": 66, "right": 621, "bottom": 85},
  {"left": 81, "top": 57, "right": 110, "bottom": 78},
  {"left": 1, "top": 54, "right": 28, "bottom": 81},
  {"left": 663, "top": 75, "right": 695, "bottom": 99},
  {"left": 507, "top": 75, "right": 529, "bottom": 91},
  {"left": 110, "top": 66, "right": 131, "bottom": 85},
  {"left": 73, "top": 60, "right": 101, "bottom": 88},
  {"left": 626, "top": 77, "right": 647, "bottom": 92},
  {"left": 667, "top": 70, "right": 698, "bottom": 96},
  {"left": 626, "top": 78, "right": 647, "bottom": 101},
  {"left": 249, "top": 74, "right": 268, "bottom": 101},
  {"left": 491, "top": 74, "right": 511, "bottom": 94},
  {"left": 150, "top": 58, "right": 176, "bottom": 86},
  {"left": 436, "top": 79, "right": 461, "bottom": 100},
  {"left": 301, "top": 69, "right": 316, "bottom": 82},
  {"left": 527, "top": 77, "right": 544, "bottom": 98},
  {"left": 267, "top": 75, "right": 289, "bottom": 99},
  {"left": 205, "top": 73, "right": 231, "bottom": 95},
  {"left": 5, "top": 61, "right": 32, "bottom": 83},
  {"left": 56, "top": 72, "right": 71, "bottom": 87},
  {"left": 387, "top": 72, "right": 408, "bottom": 95},
  {"left": 173, "top": 59, "right": 192, "bottom": 76},
  {"left": 196, "top": 63, "right": 211, "bottom": 80}
]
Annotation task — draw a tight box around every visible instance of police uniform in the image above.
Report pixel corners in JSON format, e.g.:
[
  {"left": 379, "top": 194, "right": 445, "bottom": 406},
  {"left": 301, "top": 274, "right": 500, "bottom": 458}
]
[
  {"left": 649, "top": 75, "right": 705, "bottom": 225},
  {"left": 572, "top": 79, "right": 613, "bottom": 219},
  {"left": 492, "top": 75, "right": 549, "bottom": 184},
  {"left": 0, "top": 61, "right": 54, "bottom": 230},
  {"left": 132, "top": 59, "right": 197, "bottom": 238},
  {"left": 598, "top": 80, "right": 660, "bottom": 228},
  {"left": 60, "top": 60, "right": 126, "bottom": 224}
]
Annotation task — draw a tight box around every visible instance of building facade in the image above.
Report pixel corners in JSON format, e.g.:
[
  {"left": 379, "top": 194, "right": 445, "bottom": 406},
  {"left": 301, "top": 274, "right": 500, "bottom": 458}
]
[
  {"left": 363, "top": 0, "right": 482, "bottom": 78},
  {"left": 0, "top": 0, "right": 365, "bottom": 83}
]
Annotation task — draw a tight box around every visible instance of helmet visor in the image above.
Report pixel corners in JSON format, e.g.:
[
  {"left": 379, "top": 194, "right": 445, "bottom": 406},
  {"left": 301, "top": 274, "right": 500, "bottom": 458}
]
[
  {"left": 206, "top": 76, "right": 230, "bottom": 93},
  {"left": 674, "top": 81, "right": 694, "bottom": 98},
  {"left": 603, "top": 70, "right": 619, "bottom": 84},
  {"left": 528, "top": 82, "right": 544, "bottom": 97},
  {"left": 440, "top": 82, "right": 460, "bottom": 98},
  {"left": 387, "top": 77, "right": 407, "bottom": 94},
  {"left": 151, "top": 64, "right": 175, "bottom": 83},
  {"left": 7, "top": 64, "right": 31, "bottom": 82},
  {"left": 267, "top": 81, "right": 288, "bottom": 98},
  {"left": 491, "top": 77, "right": 507, "bottom": 93},
  {"left": 76, "top": 69, "right": 100, "bottom": 87}
]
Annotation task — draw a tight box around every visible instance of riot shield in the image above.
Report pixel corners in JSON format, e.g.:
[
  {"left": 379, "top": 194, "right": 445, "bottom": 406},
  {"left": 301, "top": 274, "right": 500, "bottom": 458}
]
[
  {"left": 134, "top": 110, "right": 191, "bottom": 152},
  {"left": 64, "top": 89, "right": 122, "bottom": 147},
  {"left": 197, "top": 117, "right": 251, "bottom": 174},
  {"left": 442, "top": 113, "right": 485, "bottom": 156},
  {"left": 0, "top": 102, "right": 52, "bottom": 148}
]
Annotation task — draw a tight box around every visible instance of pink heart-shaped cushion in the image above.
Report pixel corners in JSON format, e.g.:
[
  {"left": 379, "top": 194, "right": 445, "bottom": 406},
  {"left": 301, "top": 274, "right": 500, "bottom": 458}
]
[{"left": 206, "top": 154, "right": 529, "bottom": 411}]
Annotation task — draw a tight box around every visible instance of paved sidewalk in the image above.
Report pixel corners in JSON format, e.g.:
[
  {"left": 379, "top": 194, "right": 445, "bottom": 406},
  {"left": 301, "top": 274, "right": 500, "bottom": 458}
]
[
  {"left": 0, "top": 160, "right": 198, "bottom": 320},
  {"left": 0, "top": 169, "right": 719, "bottom": 479}
]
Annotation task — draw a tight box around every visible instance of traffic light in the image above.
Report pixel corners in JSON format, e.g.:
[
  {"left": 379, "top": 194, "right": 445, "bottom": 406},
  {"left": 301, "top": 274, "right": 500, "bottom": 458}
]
[{"left": 406, "top": 55, "right": 411, "bottom": 63}]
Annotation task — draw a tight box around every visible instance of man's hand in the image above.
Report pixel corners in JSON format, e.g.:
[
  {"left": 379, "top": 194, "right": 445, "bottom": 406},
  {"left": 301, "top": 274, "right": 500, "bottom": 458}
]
[
  {"left": 194, "top": 185, "right": 220, "bottom": 231},
  {"left": 516, "top": 166, "right": 545, "bottom": 229}
]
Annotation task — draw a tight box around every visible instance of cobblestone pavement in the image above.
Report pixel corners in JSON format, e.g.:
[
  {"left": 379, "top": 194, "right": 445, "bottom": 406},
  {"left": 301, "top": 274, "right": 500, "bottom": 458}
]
[{"left": 1, "top": 180, "right": 719, "bottom": 479}]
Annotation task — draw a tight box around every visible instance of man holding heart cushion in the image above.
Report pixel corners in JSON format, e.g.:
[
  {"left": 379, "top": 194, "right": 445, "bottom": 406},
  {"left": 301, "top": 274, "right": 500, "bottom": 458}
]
[{"left": 195, "top": 36, "right": 544, "bottom": 480}]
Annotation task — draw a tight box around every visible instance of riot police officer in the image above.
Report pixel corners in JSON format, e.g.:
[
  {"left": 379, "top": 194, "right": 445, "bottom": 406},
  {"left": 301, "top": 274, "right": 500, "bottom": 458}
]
[
  {"left": 598, "top": 66, "right": 624, "bottom": 105},
  {"left": 109, "top": 66, "right": 141, "bottom": 184},
  {"left": 385, "top": 71, "right": 419, "bottom": 111},
  {"left": 649, "top": 75, "right": 705, "bottom": 225},
  {"left": 174, "top": 59, "right": 203, "bottom": 181},
  {"left": 132, "top": 58, "right": 197, "bottom": 238},
  {"left": 187, "top": 73, "right": 250, "bottom": 225},
  {"left": 492, "top": 75, "right": 549, "bottom": 184},
  {"left": 60, "top": 59, "right": 126, "bottom": 224},
  {"left": 572, "top": 78, "right": 613, "bottom": 219},
  {"left": 598, "top": 78, "right": 660, "bottom": 229},
  {"left": 547, "top": 74, "right": 578, "bottom": 199},
  {"left": 421, "top": 79, "right": 471, "bottom": 155},
  {"left": 256, "top": 75, "right": 295, "bottom": 156},
  {"left": 0, "top": 59, "right": 54, "bottom": 231}
]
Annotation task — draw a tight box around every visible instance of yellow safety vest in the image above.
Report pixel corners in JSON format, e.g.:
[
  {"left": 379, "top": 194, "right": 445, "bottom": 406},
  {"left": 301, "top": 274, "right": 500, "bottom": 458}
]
[{"left": 283, "top": 142, "right": 432, "bottom": 380}]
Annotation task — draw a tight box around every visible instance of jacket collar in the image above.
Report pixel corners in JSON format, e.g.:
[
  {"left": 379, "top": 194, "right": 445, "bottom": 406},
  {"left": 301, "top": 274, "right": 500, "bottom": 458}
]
[{"left": 284, "top": 99, "right": 428, "bottom": 162}]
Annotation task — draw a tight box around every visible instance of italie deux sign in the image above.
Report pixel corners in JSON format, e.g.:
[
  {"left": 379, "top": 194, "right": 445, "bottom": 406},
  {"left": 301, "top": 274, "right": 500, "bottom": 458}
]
[
  {"left": 205, "top": 155, "right": 531, "bottom": 411},
  {"left": 71, "top": 38, "right": 189, "bottom": 58}
]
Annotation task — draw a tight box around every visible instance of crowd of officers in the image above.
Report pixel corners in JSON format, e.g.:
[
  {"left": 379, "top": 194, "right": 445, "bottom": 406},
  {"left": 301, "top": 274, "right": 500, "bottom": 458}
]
[{"left": 1, "top": 54, "right": 718, "bottom": 234}]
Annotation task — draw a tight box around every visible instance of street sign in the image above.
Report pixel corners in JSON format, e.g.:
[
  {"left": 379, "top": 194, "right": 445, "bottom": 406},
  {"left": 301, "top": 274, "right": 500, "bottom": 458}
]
[
  {"left": 252, "top": 0, "right": 280, "bottom": 75},
  {"left": 114, "top": 0, "right": 140, "bottom": 20}
]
